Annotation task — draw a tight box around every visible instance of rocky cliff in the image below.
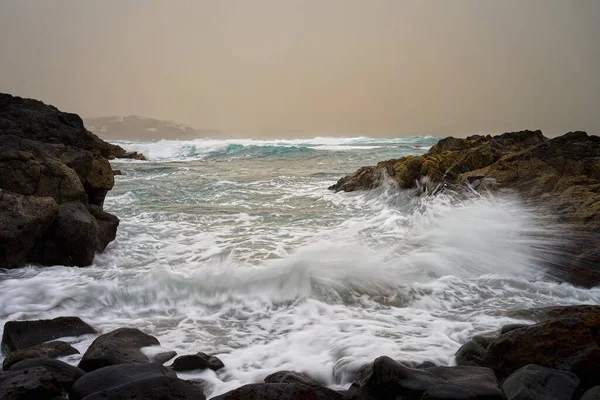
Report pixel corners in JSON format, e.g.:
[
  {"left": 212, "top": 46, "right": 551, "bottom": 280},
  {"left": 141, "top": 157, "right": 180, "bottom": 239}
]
[
  {"left": 0, "top": 93, "right": 120, "bottom": 268},
  {"left": 330, "top": 130, "right": 600, "bottom": 286}
]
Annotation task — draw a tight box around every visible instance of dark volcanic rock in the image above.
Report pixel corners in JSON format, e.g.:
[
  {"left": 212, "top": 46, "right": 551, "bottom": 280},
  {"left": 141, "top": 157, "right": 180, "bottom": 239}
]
[
  {"left": 2, "top": 341, "right": 79, "bottom": 370},
  {"left": 78, "top": 327, "right": 160, "bottom": 372},
  {"left": 0, "top": 366, "right": 65, "bottom": 400},
  {"left": 171, "top": 352, "right": 225, "bottom": 372},
  {"left": 501, "top": 364, "right": 579, "bottom": 400},
  {"left": 212, "top": 383, "right": 341, "bottom": 400},
  {"left": 9, "top": 358, "right": 85, "bottom": 391},
  {"left": 0, "top": 93, "right": 120, "bottom": 269},
  {"left": 357, "top": 356, "right": 444, "bottom": 399},
  {"left": 455, "top": 340, "right": 487, "bottom": 367},
  {"left": 70, "top": 362, "right": 177, "bottom": 400},
  {"left": 0, "top": 189, "right": 57, "bottom": 268},
  {"left": 330, "top": 130, "right": 600, "bottom": 286},
  {"left": 581, "top": 386, "right": 600, "bottom": 400},
  {"left": 483, "top": 308, "right": 600, "bottom": 391},
  {"left": 357, "top": 357, "right": 503, "bottom": 400},
  {"left": 264, "top": 371, "right": 343, "bottom": 399},
  {"left": 1, "top": 316, "right": 95, "bottom": 353},
  {"left": 80, "top": 376, "right": 206, "bottom": 400},
  {"left": 108, "top": 142, "right": 146, "bottom": 160}
]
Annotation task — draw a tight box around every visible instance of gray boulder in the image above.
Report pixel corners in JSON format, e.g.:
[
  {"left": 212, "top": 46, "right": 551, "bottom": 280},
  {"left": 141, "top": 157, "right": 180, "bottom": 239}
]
[
  {"left": 80, "top": 376, "right": 206, "bottom": 400},
  {"left": 2, "top": 341, "right": 79, "bottom": 370},
  {"left": 8, "top": 358, "right": 85, "bottom": 391}
]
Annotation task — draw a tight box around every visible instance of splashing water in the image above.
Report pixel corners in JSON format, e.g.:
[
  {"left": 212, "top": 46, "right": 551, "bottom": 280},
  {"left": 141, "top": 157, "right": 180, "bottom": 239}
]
[{"left": 1, "top": 136, "right": 598, "bottom": 397}]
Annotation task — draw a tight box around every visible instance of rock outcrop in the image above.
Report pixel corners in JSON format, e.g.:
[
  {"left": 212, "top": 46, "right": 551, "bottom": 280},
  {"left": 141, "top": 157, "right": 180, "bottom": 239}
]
[
  {"left": 330, "top": 130, "right": 600, "bottom": 286},
  {"left": 0, "top": 93, "right": 122, "bottom": 269}
]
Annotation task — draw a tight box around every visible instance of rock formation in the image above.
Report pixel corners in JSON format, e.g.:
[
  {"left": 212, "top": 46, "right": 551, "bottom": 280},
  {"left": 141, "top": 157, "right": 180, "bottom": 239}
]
[
  {"left": 330, "top": 130, "right": 600, "bottom": 286},
  {"left": 0, "top": 93, "right": 122, "bottom": 269}
]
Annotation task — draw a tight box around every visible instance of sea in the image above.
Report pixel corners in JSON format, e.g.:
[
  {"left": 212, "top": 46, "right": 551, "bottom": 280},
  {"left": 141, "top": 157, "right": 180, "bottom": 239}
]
[{"left": 1, "top": 136, "right": 599, "bottom": 397}]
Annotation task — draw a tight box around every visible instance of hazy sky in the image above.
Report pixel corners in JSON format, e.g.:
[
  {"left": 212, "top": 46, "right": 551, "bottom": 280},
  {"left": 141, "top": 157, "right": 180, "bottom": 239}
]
[{"left": 1, "top": 1, "right": 599, "bottom": 137}]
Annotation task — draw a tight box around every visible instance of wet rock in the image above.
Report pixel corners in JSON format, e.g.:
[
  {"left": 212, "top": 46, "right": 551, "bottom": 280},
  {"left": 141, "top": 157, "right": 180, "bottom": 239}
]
[
  {"left": 0, "top": 366, "right": 65, "bottom": 400},
  {"left": 264, "top": 371, "right": 342, "bottom": 398},
  {"left": 501, "top": 364, "right": 579, "bottom": 400},
  {"left": 425, "top": 366, "right": 504, "bottom": 400},
  {"left": 8, "top": 358, "right": 85, "bottom": 391},
  {"left": 420, "top": 384, "right": 478, "bottom": 399},
  {"left": 70, "top": 362, "right": 176, "bottom": 400},
  {"left": 499, "top": 324, "right": 530, "bottom": 334},
  {"left": 80, "top": 376, "right": 206, "bottom": 400},
  {"left": 171, "top": 352, "right": 224, "bottom": 372},
  {"left": 36, "top": 201, "right": 99, "bottom": 266},
  {"left": 108, "top": 142, "right": 146, "bottom": 160},
  {"left": 1, "top": 316, "right": 95, "bottom": 353},
  {"left": 212, "top": 383, "right": 341, "bottom": 400},
  {"left": 357, "top": 356, "right": 444, "bottom": 399},
  {"left": 88, "top": 205, "right": 119, "bottom": 252},
  {"left": 483, "top": 309, "right": 600, "bottom": 391},
  {"left": 78, "top": 327, "right": 161, "bottom": 372},
  {"left": 112, "top": 169, "right": 122, "bottom": 175},
  {"left": 2, "top": 341, "right": 79, "bottom": 370},
  {"left": 0, "top": 190, "right": 57, "bottom": 268},
  {"left": 150, "top": 349, "right": 177, "bottom": 364},
  {"left": 455, "top": 340, "right": 487, "bottom": 367},
  {"left": 581, "top": 386, "right": 600, "bottom": 400}
]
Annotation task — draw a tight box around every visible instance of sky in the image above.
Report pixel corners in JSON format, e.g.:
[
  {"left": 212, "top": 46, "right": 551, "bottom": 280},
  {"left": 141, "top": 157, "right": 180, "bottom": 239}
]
[{"left": 1, "top": 1, "right": 599, "bottom": 138}]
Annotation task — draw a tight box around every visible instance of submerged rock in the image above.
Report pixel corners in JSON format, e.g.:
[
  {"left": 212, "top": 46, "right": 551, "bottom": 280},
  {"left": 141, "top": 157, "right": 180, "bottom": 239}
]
[
  {"left": 78, "top": 327, "right": 161, "bottom": 372},
  {"left": 0, "top": 93, "right": 121, "bottom": 269},
  {"left": 330, "top": 130, "right": 600, "bottom": 286}
]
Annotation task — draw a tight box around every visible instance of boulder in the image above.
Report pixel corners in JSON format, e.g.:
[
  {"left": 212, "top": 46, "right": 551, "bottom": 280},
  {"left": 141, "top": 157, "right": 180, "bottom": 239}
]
[
  {"left": 8, "top": 358, "right": 85, "bottom": 391},
  {"left": 0, "top": 190, "right": 57, "bottom": 268},
  {"left": 357, "top": 357, "right": 503, "bottom": 400},
  {"left": 0, "top": 93, "right": 121, "bottom": 269},
  {"left": 581, "top": 386, "right": 600, "bottom": 400},
  {"left": 171, "top": 352, "right": 224, "bottom": 372},
  {"left": 264, "top": 371, "right": 342, "bottom": 399},
  {"left": 211, "top": 383, "right": 341, "bottom": 400},
  {"left": 455, "top": 340, "right": 487, "bottom": 367},
  {"left": 80, "top": 376, "right": 205, "bottom": 400},
  {"left": 0, "top": 366, "right": 65, "bottom": 400},
  {"left": 424, "top": 366, "right": 504, "bottom": 400},
  {"left": 2, "top": 341, "right": 79, "bottom": 370},
  {"left": 483, "top": 310, "right": 600, "bottom": 391},
  {"left": 78, "top": 327, "right": 161, "bottom": 372},
  {"left": 501, "top": 364, "right": 579, "bottom": 400},
  {"left": 357, "top": 356, "right": 444, "bottom": 399},
  {"left": 70, "top": 362, "right": 177, "bottom": 400},
  {"left": 1, "top": 316, "right": 95, "bottom": 353}
]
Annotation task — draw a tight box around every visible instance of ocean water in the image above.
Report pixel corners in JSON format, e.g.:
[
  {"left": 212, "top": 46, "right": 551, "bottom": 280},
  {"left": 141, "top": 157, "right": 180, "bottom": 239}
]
[{"left": 1, "top": 136, "right": 599, "bottom": 397}]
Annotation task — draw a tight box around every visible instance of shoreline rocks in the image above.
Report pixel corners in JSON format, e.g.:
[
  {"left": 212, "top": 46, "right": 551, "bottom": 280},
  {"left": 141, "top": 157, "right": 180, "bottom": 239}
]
[
  {"left": 0, "top": 93, "right": 144, "bottom": 270},
  {"left": 2, "top": 308, "right": 600, "bottom": 399},
  {"left": 329, "top": 130, "right": 600, "bottom": 287}
]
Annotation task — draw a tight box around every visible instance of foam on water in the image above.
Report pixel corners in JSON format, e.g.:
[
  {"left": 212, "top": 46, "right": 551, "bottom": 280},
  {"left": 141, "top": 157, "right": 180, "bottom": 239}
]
[{"left": 1, "top": 136, "right": 599, "bottom": 398}]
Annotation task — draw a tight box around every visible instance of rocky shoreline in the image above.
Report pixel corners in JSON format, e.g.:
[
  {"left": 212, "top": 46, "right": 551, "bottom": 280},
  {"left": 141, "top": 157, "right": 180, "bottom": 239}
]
[
  {"left": 1, "top": 305, "right": 599, "bottom": 399},
  {"left": 330, "top": 130, "right": 600, "bottom": 287}
]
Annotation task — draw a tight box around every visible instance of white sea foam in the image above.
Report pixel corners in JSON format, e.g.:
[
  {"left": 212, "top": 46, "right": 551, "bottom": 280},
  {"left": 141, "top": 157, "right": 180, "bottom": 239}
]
[{"left": 1, "top": 137, "right": 598, "bottom": 398}]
